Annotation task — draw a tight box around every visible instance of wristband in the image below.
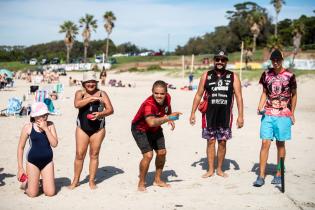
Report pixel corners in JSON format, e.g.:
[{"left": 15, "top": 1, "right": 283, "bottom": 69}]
[{"left": 168, "top": 115, "right": 179, "bottom": 121}]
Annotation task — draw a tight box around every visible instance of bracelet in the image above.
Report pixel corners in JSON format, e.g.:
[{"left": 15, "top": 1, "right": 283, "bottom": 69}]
[{"left": 168, "top": 115, "right": 179, "bottom": 121}]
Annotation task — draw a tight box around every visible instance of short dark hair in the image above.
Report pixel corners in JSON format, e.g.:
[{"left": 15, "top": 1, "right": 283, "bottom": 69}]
[{"left": 152, "top": 80, "right": 167, "bottom": 92}]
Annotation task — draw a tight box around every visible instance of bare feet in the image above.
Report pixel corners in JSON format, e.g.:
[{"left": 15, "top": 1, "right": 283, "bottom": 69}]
[
  {"left": 138, "top": 181, "right": 146, "bottom": 192},
  {"left": 216, "top": 171, "right": 228, "bottom": 178},
  {"left": 202, "top": 171, "right": 215, "bottom": 178},
  {"left": 153, "top": 181, "right": 171, "bottom": 188},
  {"left": 89, "top": 181, "right": 97, "bottom": 190},
  {"left": 67, "top": 182, "right": 79, "bottom": 190}
]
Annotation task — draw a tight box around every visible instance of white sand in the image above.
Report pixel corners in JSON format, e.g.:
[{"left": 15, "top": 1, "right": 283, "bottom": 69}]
[{"left": 0, "top": 71, "right": 314, "bottom": 210}]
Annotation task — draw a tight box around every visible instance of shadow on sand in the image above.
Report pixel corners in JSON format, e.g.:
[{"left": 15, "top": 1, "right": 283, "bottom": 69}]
[
  {"left": 55, "top": 177, "right": 71, "bottom": 194},
  {"left": 191, "top": 157, "right": 240, "bottom": 172},
  {"left": 0, "top": 168, "right": 15, "bottom": 187},
  {"left": 251, "top": 163, "right": 278, "bottom": 176},
  {"left": 80, "top": 166, "right": 124, "bottom": 186},
  {"left": 146, "top": 169, "right": 183, "bottom": 186}
]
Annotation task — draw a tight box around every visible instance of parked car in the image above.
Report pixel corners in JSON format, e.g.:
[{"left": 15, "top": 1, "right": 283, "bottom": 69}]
[
  {"left": 51, "top": 57, "right": 60, "bottom": 64},
  {"left": 95, "top": 55, "right": 103, "bottom": 63},
  {"left": 41, "top": 58, "right": 50, "bottom": 65},
  {"left": 56, "top": 68, "right": 67, "bottom": 76},
  {"left": 29, "top": 58, "right": 38, "bottom": 65},
  {"left": 139, "top": 51, "right": 153, "bottom": 56},
  {"left": 70, "top": 57, "right": 84, "bottom": 64}
]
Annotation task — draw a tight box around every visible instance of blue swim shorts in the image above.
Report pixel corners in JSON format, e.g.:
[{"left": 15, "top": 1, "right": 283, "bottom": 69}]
[{"left": 260, "top": 115, "right": 292, "bottom": 141}]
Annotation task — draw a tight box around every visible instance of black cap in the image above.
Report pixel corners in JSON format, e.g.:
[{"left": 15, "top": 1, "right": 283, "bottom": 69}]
[
  {"left": 213, "top": 49, "right": 229, "bottom": 61},
  {"left": 270, "top": 49, "right": 283, "bottom": 60}
]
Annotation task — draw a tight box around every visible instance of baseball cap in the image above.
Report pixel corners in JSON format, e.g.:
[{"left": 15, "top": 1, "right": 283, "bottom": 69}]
[
  {"left": 270, "top": 49, "right": 283, "bottom": 60},
  {"left": 213, "top": 49, "right": 229, "bottom": 61}
]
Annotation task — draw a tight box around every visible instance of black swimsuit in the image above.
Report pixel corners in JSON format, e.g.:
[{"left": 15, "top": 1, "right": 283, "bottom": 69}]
[
  {"left": 27, "top": 124, "right": 53, "bottom": 170},
  {"left": 76, "top": 91, "right": 105, "bottom": 136}
]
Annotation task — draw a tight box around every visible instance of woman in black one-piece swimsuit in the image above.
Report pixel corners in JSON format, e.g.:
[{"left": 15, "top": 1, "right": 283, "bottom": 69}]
[{"left": 69, "top": 71, "right": 114, "bottom": 190}]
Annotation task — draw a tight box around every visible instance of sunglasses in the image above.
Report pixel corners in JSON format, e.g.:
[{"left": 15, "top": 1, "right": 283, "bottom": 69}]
[{"left": 215, "top": 58, "right": 227, "bottom": 62}]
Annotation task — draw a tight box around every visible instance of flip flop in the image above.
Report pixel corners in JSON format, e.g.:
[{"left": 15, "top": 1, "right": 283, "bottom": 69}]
[
  {"left": 253, "top": 176, "right": 265, "bottom": 187},
  {"left": 271, "top": 176, "right": 282, "bottom": 185}
]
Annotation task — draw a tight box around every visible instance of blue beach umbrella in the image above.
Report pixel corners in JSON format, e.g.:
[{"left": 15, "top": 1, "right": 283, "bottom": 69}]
[{"left": 0, "top": 69, "right": 13, "bottom": 78}]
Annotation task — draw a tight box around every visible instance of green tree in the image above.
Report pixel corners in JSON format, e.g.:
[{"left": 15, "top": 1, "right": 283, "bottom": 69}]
[
  {"left": 59, "top": 21, "right": 79, "bottom": 63},
  {"left": 246, "top": 10, "right": 267, "bottom": 52},
  {"left": 226, "top": 2, "right": 271, "bottom": 52},
  {"left": 103, "top": 11, "right": 116, "bottom": 59},
  {"left": 270, "top": 0, "right": 285, "bottom": 37},
  {"left": 79, "top": 14, "right": 97, "bottom": 63}
]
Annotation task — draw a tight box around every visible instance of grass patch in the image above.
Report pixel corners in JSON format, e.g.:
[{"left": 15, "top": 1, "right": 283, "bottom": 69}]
[{"left": 0, "top": 61, "right": 35, "bottom": 71}]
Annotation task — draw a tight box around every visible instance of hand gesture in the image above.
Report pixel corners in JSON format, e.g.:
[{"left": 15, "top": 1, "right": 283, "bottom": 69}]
[
  {"left": 236, "top": 116, "right": 244, "bottom": 128},
  {"left": 36, "top": 119, "right": 48, "bottom": 131},
  {"left": 291, "top": 114, "right": 295, "bottom": 125},
  {"left": 90, "top": 112, "right": 102, "bottom": 120},
  {"left": 189, "top": 113, "right": 196, "bottom": 125},
  {"left": 168, "top": 112, "right": 182, "bottom": 121},
  {"left": 89, "top": 96, "right": 100, "bottom": 103},
  {"left": 168, "top": 121, "right": 175, "bottom": 131},
  {"left": 17, "top": 168, "right": 25, "bottom": 181}
]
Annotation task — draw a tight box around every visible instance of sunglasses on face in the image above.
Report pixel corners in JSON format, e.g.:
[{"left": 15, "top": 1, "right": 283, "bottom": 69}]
[
  {"left": 215, "top": 58, "right": 227, "bottom": 62},
  {"left": 271, "top": 59, "right": 282, "bottom": 63}
]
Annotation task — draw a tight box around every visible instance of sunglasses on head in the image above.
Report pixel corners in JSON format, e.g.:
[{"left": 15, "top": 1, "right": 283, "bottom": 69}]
[{"left": 215, "top": 57, "right": 227, "bottom": 62}]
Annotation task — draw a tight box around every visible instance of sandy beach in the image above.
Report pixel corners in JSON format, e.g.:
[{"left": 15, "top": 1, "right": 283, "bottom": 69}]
[{"left": 0, "top": 71, "right": 315, "bottom": 210}]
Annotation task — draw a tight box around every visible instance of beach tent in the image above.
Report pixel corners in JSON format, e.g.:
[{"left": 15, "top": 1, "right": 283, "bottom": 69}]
[{"left": 0, "top": 69, "right": 13, "bottom": 78}]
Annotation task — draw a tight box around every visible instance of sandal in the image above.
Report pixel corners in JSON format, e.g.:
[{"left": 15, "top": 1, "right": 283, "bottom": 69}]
[
  {"left": 271, "top": 176, "right": 282, "bottom": 185},
  {"left": 253, "top": 176, "right": 265, "bottom": 187}
]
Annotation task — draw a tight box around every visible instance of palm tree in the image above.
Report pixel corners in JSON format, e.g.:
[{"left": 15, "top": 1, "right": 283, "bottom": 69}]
[
  {"left": 292, "top": 21, "right": 304, "bottom": 64},
  {"left": 59, "top": 21, "right": 78, "bottom": 63},
  {"left": 79, "top": 14, "right": 97, "bottom": 63},
  {"left": 246, "top": 10, "right": 267, "bottom": 52},
  {"left": 270, "top": 0, "right": 286, "bottom": 37},
  {"left": 103, "top": 11, "right": 116, "bottom": 59}
]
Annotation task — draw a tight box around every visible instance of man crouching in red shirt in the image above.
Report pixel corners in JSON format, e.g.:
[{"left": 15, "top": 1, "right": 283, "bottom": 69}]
[{"left": 131, "top": 80, "right": 182, "bottom": 192}]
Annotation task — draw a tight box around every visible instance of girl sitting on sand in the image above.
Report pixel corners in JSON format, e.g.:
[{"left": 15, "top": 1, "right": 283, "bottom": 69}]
[{"left": 17, "top": 102, "right": 58, "bottom": 197}]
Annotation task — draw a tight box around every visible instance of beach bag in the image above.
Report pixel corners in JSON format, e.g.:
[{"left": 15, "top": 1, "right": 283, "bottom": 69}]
[
  {"left": 198, "top": 92, "right": 208, "bottom": 113},
  {"left": 197, "top": 74, "right": 208, "bottom": 114}
]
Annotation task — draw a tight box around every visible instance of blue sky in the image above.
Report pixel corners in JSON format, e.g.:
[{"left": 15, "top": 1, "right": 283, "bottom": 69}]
[{"left": 0, "top": 0, "right": 314, "bottom": 51}]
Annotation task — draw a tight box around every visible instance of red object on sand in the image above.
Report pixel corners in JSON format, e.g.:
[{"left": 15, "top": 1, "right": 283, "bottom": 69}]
[
  {"left": 19, "top": 173, "right": 28, "bottom": 182},
  {"left": 87, "top": 114, "right": 95, "bottom": 120}
]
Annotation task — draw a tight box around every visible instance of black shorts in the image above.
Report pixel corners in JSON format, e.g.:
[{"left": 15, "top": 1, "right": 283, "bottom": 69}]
[{"left": 131, "top": 125, "right": 165, "bottom": 154}]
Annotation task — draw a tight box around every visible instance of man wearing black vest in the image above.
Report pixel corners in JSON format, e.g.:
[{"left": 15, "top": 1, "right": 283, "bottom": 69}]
[{"left": 190, "top": 50, "right": 244, "bottom": 178}]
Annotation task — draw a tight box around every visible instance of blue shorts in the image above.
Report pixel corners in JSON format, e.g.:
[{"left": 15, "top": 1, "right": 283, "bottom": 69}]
[{"left": 260, "top": 115, "right": 292, "bottom": 141}]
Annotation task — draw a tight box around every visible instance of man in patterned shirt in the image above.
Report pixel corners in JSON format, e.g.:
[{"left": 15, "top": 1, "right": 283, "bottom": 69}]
[{"left": 253, "top": 49, "right": 297, "bottom": 187}]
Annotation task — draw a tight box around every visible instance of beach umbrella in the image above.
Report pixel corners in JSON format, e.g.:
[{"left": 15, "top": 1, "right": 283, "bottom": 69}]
[{"left": 0, "top": 69, "right": 13, "bottom": 78}]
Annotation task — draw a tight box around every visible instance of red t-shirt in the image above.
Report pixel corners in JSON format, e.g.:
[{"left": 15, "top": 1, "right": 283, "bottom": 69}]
[{"left": 132, "top": 93, "right": 172, "bottom": 132}]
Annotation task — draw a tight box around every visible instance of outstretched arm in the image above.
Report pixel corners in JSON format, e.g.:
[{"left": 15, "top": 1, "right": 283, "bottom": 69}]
[{"left": 145, "top": 112, "right": 182, "bottom": 128}]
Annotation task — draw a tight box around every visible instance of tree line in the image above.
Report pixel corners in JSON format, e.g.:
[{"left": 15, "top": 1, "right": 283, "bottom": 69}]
[{"left": 175, "top": 1, "right": 315, "bottom": 55}]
